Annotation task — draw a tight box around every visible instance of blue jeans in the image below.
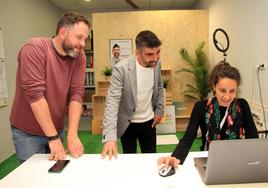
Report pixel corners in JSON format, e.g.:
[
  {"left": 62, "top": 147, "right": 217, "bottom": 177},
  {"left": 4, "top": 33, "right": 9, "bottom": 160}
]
[{"left": 11, "top": 126, "right": 64, "bottom": 163}]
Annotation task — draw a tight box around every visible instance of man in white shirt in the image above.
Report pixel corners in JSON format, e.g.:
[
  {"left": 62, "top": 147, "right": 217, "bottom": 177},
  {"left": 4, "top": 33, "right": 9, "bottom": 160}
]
[{"left": 101, "top": 30, "right": 164, "bottom": 159}]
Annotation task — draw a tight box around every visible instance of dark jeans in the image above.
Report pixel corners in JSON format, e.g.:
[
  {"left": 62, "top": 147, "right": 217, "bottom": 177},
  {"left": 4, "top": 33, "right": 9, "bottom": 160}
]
[{"left": 120, "top": 119, "right": 156, "bottom": 153}]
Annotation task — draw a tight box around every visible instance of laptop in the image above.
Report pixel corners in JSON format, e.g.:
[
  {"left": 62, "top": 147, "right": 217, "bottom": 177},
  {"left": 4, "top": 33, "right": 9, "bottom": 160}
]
[{"left": 194, "top": 138, "right": 268, "bottom": 185}]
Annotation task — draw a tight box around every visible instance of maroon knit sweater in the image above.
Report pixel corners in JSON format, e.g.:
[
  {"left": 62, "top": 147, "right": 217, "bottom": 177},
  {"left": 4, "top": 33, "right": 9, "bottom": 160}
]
[{"left": 10, "top": 37, "right": 86, "bottom": 136}]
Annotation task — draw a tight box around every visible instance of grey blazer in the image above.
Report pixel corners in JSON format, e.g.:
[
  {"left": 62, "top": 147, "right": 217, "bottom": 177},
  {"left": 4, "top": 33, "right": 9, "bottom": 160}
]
[{"left": 102, "top": 56, "right": 164, "bottom": 142}]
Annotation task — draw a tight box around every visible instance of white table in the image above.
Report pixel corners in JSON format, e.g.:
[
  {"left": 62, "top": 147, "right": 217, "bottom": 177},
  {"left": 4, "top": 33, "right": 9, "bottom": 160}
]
[{"left": 0, "top": 152, "right": 267, "bottom": 188}]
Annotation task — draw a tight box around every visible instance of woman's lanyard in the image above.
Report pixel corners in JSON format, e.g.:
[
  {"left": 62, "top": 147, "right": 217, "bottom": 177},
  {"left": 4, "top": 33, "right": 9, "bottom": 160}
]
[
  {"left": 205, "top": 107, "right": 229, "bottom": 151},
  {"left": 220, "top": 107, "right": 229, "bottom": 130}
]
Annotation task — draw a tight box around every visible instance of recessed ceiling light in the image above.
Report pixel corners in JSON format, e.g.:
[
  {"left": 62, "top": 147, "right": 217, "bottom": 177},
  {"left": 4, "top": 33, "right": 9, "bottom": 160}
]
[{"left": 84, "top": 0, "right": 91, "bottom": 2}]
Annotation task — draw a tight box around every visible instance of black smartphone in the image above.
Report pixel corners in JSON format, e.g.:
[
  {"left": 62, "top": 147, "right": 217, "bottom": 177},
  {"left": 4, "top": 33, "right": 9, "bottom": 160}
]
[{"left": 48, "top": 160, "right": 70, "bottom": 173}]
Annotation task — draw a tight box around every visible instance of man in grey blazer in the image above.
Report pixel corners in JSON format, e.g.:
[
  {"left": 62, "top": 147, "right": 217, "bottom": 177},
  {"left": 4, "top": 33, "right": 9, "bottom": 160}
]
[{"left": 101, "top": 30, "right": 164, "bottom": 159}]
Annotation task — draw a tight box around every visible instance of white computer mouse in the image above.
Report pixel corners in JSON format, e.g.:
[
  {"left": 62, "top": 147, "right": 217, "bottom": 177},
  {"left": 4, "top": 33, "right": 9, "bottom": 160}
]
[{"left": 159, "top": 165, "right": 176, "bottom": 177}]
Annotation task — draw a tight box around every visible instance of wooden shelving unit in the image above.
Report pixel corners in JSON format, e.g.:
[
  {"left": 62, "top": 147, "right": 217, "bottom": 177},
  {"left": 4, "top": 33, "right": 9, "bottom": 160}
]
[
  {"left": 82, "top": 31, "right": 95, "bottom": 117},
  {"left": 91, "top": 80, "right": 110, "bottom": 134}
]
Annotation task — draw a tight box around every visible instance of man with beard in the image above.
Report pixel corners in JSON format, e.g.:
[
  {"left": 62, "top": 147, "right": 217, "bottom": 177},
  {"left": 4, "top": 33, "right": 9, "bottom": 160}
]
[
  {"left": 9, "top": 11, "right": 90, "bottom": 163},
  {"left": 110, "top": 43, "right": 121, "bottom": 68},
  {"left": 101, "top": 30, "right": 164, "bottom": 159}
]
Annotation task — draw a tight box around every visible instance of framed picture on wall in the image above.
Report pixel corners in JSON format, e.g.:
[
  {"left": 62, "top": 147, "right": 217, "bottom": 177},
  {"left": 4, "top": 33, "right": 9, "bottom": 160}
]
[{"left": 109, "top": 39, "right": 132, "bottom": 61}]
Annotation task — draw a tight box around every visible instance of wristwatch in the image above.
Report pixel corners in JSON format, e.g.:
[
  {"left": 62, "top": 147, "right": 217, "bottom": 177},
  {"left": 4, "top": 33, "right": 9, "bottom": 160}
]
[{"left": 47, "top": 134, "right": 60, "bottom": 141}]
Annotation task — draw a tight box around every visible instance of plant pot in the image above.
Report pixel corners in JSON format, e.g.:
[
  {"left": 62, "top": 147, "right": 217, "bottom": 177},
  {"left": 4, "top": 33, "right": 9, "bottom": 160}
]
[{"left": 104, "top": 75, "right": 111, "bottom": 80}]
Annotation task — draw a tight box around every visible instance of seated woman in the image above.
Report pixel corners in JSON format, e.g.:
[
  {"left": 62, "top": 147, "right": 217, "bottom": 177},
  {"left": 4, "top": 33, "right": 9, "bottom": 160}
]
[{"left": 158, "top": 62, "right": 259, "bottom": 167}]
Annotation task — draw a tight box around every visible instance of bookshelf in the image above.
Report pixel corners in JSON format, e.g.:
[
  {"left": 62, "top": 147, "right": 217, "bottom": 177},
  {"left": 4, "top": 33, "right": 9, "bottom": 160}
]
[{"left": 82, "top": 31, "right": 95, "bottom": 117}]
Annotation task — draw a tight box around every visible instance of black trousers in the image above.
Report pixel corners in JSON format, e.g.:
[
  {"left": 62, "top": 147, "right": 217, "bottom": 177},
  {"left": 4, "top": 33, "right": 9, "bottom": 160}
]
[{"left": 120, "top": 119, "right": 156, "bottom": 153}]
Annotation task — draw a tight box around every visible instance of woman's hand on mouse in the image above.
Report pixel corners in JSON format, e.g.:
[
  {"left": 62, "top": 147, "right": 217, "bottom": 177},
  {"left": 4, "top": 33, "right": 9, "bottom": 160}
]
[
  {"left": 101, "top": 141, "right": 118, "bottom": 160},
  {"left": 157, "top": 156, "right": 180, "bottom": 168}
]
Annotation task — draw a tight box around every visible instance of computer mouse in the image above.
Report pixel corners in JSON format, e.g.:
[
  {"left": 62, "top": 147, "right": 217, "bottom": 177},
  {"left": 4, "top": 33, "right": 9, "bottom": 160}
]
[{"left": 159, "top": 165, "right": 176, "bottom": 177}]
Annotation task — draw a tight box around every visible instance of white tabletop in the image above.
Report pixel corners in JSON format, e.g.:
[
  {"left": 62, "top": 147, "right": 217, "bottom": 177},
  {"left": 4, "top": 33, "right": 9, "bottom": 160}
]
[{"left": 0, "top": 152, "right": 267, "bottom": 188}]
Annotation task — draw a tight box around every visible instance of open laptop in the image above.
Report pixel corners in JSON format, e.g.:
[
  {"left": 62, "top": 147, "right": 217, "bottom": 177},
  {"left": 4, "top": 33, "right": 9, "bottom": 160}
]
[{"left": 194, "top": 138, "right": 268, "bottom": 185}]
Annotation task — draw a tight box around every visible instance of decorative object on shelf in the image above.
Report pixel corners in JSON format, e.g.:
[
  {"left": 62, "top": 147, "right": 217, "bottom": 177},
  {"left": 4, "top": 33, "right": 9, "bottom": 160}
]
[
  {"left": 102, "top": 66, "right": 113, "bottom": 80},
  {"left": 163, "top": 79, "right": 169, "bottom": 89},
  {"left": 176, "top": 41, "right": 210, "bottom": 101}
]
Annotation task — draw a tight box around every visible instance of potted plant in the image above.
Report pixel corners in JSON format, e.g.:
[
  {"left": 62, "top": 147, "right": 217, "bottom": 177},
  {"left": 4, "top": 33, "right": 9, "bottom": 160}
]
[
  {"left": 102, "top": 66, "right": 113, "bottom": 79},
  {"left": 176, "top": 41, "right": 210, "bottom": 101},
  {"left": 163, "top": 79, "right": 169, "bottom": 89}
]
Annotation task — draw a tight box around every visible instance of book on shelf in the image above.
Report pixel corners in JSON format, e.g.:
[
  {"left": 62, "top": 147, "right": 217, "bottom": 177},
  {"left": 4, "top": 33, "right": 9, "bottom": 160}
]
[
  {"left": 86, "top": 54, "right": 90, "bottom": 68},
  {"left": 90, "top": 55, "right": 93, "bottom": 68},
  {"left": 89, "top": 72, "right": 94, "bottom": 85},
  {"left": 86, "top": 53, "right": 94, "bottom": 68},
  {"left": 85, "top": 72, "right": 95, "bottom": 86}
]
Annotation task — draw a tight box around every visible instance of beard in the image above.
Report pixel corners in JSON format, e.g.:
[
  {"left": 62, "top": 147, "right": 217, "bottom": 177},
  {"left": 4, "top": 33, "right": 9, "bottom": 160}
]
[
  {"left": 114, "top": 52, "right": 120, "bottom": 59},
  {"left": 145, "top": 61, "right": 158, "bottom": 68},
  {"left": 62, "top": 39, "right": 81, "bottom": 58}
]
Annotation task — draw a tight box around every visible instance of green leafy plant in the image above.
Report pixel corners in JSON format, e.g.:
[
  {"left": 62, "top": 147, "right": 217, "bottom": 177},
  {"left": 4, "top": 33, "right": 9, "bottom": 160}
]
[
  {"left": 163, "top": 79, "right": 169, "bottom": 89},
  {"left": 176, "top": 41, "right": 210, "bottom": 101},
  {"left": 102, "top": 66, "right": 113, "bottom": 77}
]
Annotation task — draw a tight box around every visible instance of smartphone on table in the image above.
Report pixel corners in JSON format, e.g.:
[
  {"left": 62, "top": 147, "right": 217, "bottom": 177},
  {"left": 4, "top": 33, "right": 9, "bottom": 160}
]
[{"left": 48, "top": 160, "right": 70, "bottom": 173}]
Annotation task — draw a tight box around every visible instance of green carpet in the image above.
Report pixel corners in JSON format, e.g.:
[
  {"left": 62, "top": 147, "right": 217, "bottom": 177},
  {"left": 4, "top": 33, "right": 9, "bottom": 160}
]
[{"left": 0, "top": 131, "right": 201, "bottom": 179}]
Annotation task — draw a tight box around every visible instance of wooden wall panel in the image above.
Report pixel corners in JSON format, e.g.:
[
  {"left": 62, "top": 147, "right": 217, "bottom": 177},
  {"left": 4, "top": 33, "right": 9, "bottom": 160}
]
[{"left": 92, "top": 10, "right": 208, "bottom": 102}]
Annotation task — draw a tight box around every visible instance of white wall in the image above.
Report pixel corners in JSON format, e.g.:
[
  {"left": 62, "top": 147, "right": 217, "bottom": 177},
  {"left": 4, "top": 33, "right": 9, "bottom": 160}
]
[
  {"left": 0, "top": 0, "right": 62, "bottom": 163},
  {"left": 195, "top": 0, "right": 268, "bottom": 114}
]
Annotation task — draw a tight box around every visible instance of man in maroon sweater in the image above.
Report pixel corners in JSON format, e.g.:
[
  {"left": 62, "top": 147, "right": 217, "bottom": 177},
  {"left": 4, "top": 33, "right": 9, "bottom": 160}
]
[{"left": 9, "top": 11, "right": 90, "bottom": 163}]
